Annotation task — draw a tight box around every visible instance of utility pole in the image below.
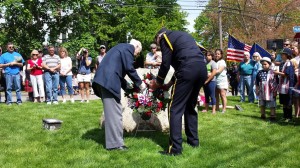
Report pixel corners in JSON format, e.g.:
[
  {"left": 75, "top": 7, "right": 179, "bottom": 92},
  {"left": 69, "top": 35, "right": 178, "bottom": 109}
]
[{"left": 218, "top": 0, "right": 223, "bottom": 49}]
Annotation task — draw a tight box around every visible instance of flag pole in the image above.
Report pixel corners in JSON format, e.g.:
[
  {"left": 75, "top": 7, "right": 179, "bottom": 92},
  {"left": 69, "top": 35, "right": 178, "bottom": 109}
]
[{"left": 218, "top": 0, "right": 223, "bottom": 49}]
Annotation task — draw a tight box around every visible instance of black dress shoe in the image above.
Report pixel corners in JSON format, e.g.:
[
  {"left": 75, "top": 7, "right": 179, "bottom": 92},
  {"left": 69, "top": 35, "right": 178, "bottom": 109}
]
[
  {"left": 107, "top": 146, "right": 128, "bottom": 151},
  {"left": 159, "top": 150, "right": 182, "bottom": 156}
]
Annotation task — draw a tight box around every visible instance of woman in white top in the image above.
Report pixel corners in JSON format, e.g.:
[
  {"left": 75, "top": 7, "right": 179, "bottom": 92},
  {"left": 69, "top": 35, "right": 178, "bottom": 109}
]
[
  {"left": 215, "top": 49, "right": 228, "bottom": 113},
  {"left": 59, "top": 47, "right": 74, "bottom": 103}
]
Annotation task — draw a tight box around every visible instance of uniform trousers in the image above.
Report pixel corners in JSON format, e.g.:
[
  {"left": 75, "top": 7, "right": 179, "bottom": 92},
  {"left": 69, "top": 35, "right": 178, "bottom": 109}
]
[
  {"left": 168, "top": 61, "right": 207, "bottom": 153},
  {"left": 99, "top": 85, "right": 124, "bottom": 149}
]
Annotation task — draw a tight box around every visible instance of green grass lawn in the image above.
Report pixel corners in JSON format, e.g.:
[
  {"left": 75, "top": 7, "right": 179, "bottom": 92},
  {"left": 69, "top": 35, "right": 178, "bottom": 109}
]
[{"left": 1, "top": 96, "right": 300, "bottom": 167}]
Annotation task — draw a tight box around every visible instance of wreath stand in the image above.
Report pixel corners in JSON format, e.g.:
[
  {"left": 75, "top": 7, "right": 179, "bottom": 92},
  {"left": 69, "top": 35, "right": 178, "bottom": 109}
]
[{"left": 134, "top": 114, "right": 158, "bottom": 137}]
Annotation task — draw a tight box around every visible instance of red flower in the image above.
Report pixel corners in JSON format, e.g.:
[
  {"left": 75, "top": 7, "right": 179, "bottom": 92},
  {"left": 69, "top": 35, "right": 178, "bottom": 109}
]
[
  {"left": 156, "top": 108, "right": 161, "bottom": 112},
  {"left": 157, "top": 102, "right": 163, "bottom": 108},
  {"left": 145, "top": 111, "right": 152, "bottom": 116},
  {"left": 146, "top": 73, "right": 151, "bottom": 79},
  {"left": 135, "top": 101, "right": 140, "bottom": 108},
  {"left": 147, "top": 101, "right": 152, "bottom": 106},
  {"left": 133, "top": 93, "right": 138, "bottom": 99}
]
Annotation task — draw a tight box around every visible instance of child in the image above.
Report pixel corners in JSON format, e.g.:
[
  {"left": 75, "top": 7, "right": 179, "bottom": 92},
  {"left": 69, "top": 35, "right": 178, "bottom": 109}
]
[
  {"left": 277, "top": 48, "right": 296, "bottom": 123},
  {"left": 255, "top": 57, "right": 277, "bottom": 121},
  {"left": 202, "top": 51, "right": 217, "bottom": 114}
]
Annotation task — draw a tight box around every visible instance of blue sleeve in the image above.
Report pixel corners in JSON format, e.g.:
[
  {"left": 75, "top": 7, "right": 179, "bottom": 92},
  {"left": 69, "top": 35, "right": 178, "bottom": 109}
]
[
  {"left": 0, "top": 56, "right": 3, "bottom": 64},
  {"left": 275, "top": 54, "right": 282, "bottom": 62}
]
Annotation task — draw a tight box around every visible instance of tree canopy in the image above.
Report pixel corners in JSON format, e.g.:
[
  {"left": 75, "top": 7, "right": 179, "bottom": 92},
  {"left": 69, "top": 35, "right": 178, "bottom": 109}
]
[
  {"left": 193, "top": 0, "right": 300, "bottom": 51},
  {"left": 0, "top": 0, "right": 188, "bottom": 64}
]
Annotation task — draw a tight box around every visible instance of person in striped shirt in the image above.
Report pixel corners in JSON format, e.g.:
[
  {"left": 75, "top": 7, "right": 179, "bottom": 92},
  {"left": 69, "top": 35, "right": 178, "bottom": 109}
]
[
  {"left": 277, "top": 48, "right": 296, "bottom": 123},
  {"left": 42, "top": 46, "right": 61, "bottom": 105},
  {"left": 255, "top": 57, "right": 277, "bottom": 122}
]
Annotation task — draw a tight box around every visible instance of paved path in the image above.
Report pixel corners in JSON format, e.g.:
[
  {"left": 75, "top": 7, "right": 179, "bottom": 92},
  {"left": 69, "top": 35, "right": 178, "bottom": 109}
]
[{"left": 1, "top": 91, "right": 100, "bottom": 103}]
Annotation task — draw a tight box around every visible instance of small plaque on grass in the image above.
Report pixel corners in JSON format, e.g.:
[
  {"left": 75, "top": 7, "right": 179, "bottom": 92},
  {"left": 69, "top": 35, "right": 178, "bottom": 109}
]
[{"left": 43, "top": 119, "right": 63, "bottom": 130}]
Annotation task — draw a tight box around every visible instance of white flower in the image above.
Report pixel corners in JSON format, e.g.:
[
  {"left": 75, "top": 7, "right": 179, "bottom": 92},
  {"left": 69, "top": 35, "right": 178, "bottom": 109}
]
[
  {"left": 145, "top": 79, "right": 150, "bottom": 85},
  {"left": 163, "top": 91, "right": 170, "bottom": 99}
]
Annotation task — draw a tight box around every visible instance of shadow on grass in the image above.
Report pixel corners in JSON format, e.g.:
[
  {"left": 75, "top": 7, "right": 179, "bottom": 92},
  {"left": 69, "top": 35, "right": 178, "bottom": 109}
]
[
  {"left": 81, "top": 127, "right": 169, "bottom": 149},
  {"left": 81, "top": 128, "right": 106, "bottom": 148},
  {"left": 233, "top": 113, "right": 300, "bottom": 126},
  {"left": 126, "top": 130, "right": 169, "bottom": 149}
]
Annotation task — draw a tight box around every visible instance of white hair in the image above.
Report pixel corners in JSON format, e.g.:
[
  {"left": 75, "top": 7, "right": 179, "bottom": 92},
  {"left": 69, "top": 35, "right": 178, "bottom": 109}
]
[
  {"left": 244, "top": 51, "right": 250, "bottom": 56},
  {"left": 129, "top": 39, "right": 142, "bottom": 53},
  {"left": 253, "top": 52, "right": 262, "bottom": 59}
]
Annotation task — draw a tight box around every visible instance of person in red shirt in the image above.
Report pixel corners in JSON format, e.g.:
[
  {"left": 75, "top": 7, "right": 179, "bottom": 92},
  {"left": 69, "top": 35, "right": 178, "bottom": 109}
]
[{"left": 27, "top": 50, "right": 45, "bottom": 102}]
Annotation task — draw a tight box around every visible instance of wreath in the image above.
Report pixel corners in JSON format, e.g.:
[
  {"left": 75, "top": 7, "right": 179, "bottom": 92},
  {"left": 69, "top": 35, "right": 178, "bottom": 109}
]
[{"left": 124, "top": 72, "right": 171, "bottom": 120}]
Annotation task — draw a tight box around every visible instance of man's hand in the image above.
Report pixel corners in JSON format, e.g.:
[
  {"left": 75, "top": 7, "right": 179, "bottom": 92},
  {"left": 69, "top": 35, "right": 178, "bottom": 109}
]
[{"left": 139, "top": 82, "right": 147, "bottom": 92}]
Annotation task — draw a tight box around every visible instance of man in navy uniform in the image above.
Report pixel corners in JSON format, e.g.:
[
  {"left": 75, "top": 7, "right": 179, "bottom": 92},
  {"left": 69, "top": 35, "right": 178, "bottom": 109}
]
[
  {"left": 150, "top": 28, "right": 207, "bottom": 156},
  {"left": 92, "top": 39, "right": 146, "bottom": 151}
]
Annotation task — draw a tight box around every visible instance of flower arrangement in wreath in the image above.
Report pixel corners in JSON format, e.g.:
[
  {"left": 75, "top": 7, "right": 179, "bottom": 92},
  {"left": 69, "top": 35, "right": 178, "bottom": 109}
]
[{"left": 124, "top": 72, "right": 171, "bottom": 120}]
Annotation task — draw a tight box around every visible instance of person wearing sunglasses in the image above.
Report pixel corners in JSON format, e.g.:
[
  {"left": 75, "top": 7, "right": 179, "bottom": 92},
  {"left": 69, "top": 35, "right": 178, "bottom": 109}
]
[
  {"left": 27, "top": 50, "right": 45, "bottom": 103},
  {"left": 275, "top": 39, "right": 291, "bottom": 66},
  {"left": 95, "top": 45, "right": 107, "bottom": 70},
  {"left": 0, "top": 42, "right": 25, "bottom": 105}
]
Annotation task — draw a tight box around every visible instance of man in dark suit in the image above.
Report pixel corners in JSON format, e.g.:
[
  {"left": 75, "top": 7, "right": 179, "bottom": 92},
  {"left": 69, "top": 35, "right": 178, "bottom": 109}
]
[
  {"left": 92, "top": 39, "right": 146, "bottom": 151},
  {"left": 150, "top": 28, "right": 207, "bottom": 156}
]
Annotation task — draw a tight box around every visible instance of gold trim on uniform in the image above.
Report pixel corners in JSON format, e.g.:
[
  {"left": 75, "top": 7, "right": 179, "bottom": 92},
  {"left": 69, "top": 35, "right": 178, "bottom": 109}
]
[
  {"left": 163, "top": 34, "right": 173, "bottom": 51},
  {"left": 168, "top": 78, "right": 177, "bottom": 153}
]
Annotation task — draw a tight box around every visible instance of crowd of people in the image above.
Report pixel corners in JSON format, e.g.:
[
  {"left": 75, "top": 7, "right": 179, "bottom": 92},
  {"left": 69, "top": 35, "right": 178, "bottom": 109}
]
[
  {"left": 0, "top": 42, "right": 108, "bottom": 105},
  {"left": 201, "top": 39, "right": 300, "bottom": 124}
]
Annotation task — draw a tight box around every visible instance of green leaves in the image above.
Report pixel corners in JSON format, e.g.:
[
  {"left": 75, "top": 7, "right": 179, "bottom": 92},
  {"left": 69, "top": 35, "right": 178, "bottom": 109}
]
[{"left": 0, "top": 0, "right": 187, "bottom": 62}]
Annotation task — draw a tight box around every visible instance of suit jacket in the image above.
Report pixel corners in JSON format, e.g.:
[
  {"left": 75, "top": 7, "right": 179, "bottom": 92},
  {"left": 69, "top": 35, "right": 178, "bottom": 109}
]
[{"left": 93, "top": 43, "right": 142, "bottom": 100}]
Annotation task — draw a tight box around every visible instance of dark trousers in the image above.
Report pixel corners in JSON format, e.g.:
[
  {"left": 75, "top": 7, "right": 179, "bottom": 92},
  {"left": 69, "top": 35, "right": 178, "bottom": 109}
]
[
  {"left": 231, "top": 83, "right": 238, "bottom": 96},
  {"left": 168, "top": 62, "right": 207, "bottom": 153},
  {"left": 1, "top": 74, "right": 7, "bottom": 102}
]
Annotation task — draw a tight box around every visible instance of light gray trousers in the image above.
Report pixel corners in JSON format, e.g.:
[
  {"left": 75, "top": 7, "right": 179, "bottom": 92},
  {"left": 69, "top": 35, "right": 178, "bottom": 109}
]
[{"left": 100, "top": 86, "right": 124, "bottom": 149}]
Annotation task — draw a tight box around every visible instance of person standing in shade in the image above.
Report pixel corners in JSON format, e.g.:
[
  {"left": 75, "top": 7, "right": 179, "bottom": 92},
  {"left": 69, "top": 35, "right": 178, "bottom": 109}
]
[
  {"left": 76, "top": 48, "right": 92, "bottom": 103},
  {"left": 149, "top": 28, "right": 207, "bottom": 156},
  {"left": 228, "top": 63, "right": 239, "bottom": 96},
  {"left": 0, "top": 42, "right": 25, "bottom": 105},
  {"left": 237, "top": 51, "right": 256, "bottom": 103},
  {"left": 95, "top": 45, "right": 106, "bottom": 70},
  {"left": 92, "top": 39, "right": 146, "bottom": 151},
  {"left": 42, "top": 46, "right": 61, "bottom": 105}
]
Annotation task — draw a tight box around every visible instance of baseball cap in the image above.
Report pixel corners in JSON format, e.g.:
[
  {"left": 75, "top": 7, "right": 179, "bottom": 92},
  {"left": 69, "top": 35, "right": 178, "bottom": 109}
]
[
  {"left": 100, "top": 45, "right": 106, "bottom": 49},
  {"left": 281, "top": 48, "right": 292, "bottom": 56}
]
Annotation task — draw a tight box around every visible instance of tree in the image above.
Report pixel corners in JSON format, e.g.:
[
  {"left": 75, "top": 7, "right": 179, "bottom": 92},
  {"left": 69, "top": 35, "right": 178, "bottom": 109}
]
[
  {"left": 0, "top": 0, "right": 188, "bottom": 66},
  {"left": 193, "top": 0, "right": 300, "bottom": 50}
]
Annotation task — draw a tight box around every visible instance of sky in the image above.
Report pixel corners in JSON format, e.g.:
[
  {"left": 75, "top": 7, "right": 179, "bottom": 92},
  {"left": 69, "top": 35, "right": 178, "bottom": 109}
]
[{"left": 177, "top": 0, "right": 209, "bottom": 32}]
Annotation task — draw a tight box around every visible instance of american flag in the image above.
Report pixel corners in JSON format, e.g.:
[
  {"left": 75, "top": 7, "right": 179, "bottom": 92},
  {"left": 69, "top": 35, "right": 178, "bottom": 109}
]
[{"left": 227, "top": 35, "right": 252, "bottom": 62}]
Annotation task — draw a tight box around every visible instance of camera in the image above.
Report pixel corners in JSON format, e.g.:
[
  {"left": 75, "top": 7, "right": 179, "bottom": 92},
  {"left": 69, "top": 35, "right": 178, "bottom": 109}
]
[{"left": 83, "top": 49, "right": 87, "bottom": 53}]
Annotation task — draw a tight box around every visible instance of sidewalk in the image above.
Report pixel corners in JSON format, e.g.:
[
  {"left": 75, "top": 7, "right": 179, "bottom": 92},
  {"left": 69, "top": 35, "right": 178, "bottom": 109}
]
[{"left": 2, "top": 91, "right": 100, "bottom": 103}]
